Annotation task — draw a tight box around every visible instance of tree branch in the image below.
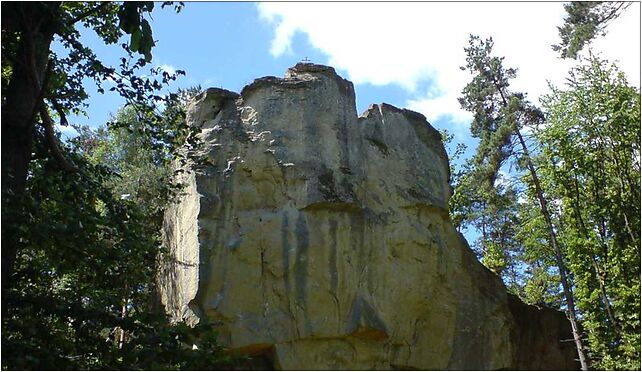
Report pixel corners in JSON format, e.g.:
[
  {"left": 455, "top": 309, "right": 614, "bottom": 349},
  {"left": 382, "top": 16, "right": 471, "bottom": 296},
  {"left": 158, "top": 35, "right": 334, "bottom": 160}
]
[
  {"left": 597, "top": 2, "right": 631, "bottom": 26},
  {"left": 39, "top": 103, "right": 77, "bottom": 173},
  {"left": 68, "top": 2, "right": 109, "bottom": 25},
  {"left": 51, "top": 99, "right": 69, "bottom": 126}
]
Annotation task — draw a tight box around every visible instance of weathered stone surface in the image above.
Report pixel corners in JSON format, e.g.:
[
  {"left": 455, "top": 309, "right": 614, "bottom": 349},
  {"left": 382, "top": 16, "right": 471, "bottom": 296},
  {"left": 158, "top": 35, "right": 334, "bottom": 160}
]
[{"left": 158, "top": 63, "right": 578, "bottom": 370}]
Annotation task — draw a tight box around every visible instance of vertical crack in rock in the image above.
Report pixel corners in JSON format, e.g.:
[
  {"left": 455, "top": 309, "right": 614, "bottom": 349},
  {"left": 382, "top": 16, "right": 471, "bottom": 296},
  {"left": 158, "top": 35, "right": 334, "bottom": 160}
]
[
  {"left": 259, "top": 232, "right": 272, "bottom": 341},
  {"left": 337, "top": 98, "right": 351, "bottom": 173},
  {"left": 281, "top": 212, "right": 293, "bottom": 322},
  {"left": 329, "top": 219, "right": 341, "bottom": 333},
  {"left": 294, "top": 212, "right": 312, "bottom": 335},
  {"left": 349, "top": 212, "right": 367, "bottom": 290},
  {"left": 159, "top": 63, "right": 579, "bottom": 370}
]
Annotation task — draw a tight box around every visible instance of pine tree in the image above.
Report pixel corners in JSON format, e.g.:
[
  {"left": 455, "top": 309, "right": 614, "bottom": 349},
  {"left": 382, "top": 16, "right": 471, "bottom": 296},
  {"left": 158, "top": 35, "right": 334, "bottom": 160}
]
[
  {"left": 456, "top": 35, "right": 589, "bottom": 369},
  {"left": 553, "top": 2, "right": 632, "bottom": 59}
]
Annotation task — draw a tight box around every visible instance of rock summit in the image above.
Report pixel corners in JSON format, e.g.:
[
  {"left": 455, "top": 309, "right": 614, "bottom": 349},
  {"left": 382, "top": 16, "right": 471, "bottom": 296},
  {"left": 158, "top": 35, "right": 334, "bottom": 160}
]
[{"left": 158, "top": 63, "right": 578, "bottom": 370}]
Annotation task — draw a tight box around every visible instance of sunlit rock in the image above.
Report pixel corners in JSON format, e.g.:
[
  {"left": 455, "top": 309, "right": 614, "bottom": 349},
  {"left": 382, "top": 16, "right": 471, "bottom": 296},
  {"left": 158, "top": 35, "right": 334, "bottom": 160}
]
[{"left": 158, "top": 63, "right": 578, "bottom": 370}]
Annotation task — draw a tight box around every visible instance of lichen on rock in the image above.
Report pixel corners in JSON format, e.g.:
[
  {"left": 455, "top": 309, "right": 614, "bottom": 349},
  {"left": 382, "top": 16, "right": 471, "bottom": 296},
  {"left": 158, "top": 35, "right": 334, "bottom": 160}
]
[{"left": 158, "top": 63, "right": 578, "bottom": 370}]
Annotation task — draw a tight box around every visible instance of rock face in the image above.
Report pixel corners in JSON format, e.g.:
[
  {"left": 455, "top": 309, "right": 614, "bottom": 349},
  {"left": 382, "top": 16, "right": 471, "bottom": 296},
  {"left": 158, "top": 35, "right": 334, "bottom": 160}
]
[{"left": 158, "top": 63, "right": 578, "bottom": 370}]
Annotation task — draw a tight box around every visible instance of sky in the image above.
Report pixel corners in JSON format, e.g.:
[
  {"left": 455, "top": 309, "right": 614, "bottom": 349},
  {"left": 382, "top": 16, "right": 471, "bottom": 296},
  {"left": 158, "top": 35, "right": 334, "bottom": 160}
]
[
  {"left": 55, "top": 1, "right": 639, "bottom": 245},
  {"left": 57, "top": 0, "right": 641, "bottom": 176}
]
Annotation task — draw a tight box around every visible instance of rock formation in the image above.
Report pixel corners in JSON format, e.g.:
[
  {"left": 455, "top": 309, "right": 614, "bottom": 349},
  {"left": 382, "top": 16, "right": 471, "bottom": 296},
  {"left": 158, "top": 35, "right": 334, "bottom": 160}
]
[{"left": 158, "top": 63, "right": 578, "bottom": 370}]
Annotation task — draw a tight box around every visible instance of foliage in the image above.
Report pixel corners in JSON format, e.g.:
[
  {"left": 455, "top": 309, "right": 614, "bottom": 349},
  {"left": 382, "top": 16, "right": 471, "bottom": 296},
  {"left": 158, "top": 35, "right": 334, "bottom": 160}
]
[
  {"left": 439, "top": 129, "right": 467, "bottom": 199},
  {"left": 441, "top": 129, "right": 524, "bottom": 281},
  {"left": 1, "top": 87, "right": 244, "bottom": 369},
  {"left": 512, "top": 182, "right": 565, "bottom": 308},
  {"left": 1, "top": 2, "right": 186, "bottom": 300},
  {"left": 73, "top": 87, "right": 202, "bottom": 220},
  {"left": 1, "top": 2, "right": 185, "bottom": 127},
  {"left": 455, "top": 34, "right": 590, "bottom": 369},
  {"left": 453, "top": 35, "right": 543, "bottom": 282},
  {"left": 553, "top": 2, "right": 632, "bottom": 59},
  {"left": 538, "top": 56, "right": 640, "bottom": 369},
  {"left": 1, "top": 135, "right": 234, "bottom": 369},
  {"left": 453, "top": 34, "right": 640, "bottom": 370},
  {"left": 1, "top": 2, "right": 238, "bottom": 368}
]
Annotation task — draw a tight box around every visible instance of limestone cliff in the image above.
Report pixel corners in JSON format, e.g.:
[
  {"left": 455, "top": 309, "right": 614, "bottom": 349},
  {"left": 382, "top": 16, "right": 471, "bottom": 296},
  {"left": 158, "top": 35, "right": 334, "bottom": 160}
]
[{"left": 158, "top": 63, "right": 578, "bottom": 370}]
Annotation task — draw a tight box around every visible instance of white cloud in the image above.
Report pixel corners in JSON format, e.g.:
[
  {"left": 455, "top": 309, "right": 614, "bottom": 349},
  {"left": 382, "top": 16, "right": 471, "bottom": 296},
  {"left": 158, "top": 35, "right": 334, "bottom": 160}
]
[
  {"left": 257, "top": 2, "right": 640, "bottom": 132},
  {"left": 203, "top": 78, "right": 217, "bottom": 86},
  {"left": 583, "top": 2, "right": 640, "bottom": 85},
  {"left": 494, "top": 169, "right": 511, "bottom": 188},
  {"left": 157, "top": 63, "right": 177, "bottom": 75},
  {"left": 56, "top": 124, "right": 79, "bottom": 140}
]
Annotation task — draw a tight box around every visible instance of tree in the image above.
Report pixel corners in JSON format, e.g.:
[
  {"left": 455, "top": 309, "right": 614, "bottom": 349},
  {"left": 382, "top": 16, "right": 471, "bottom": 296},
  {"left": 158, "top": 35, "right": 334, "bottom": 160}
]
[
  {"left": 441, "top": 130, "right": 518, "bottom": 280},
  {"left": 1, "top": 89, "right": 244, "bottom": 369},
  {"left": 538, "top": 56, "right": 640, "bottom": 369},
  {"left": 456, "top": 35, "right": 589, "bottom": 369},
  {"left": 553, "top": 2, "right": 632, "bottom": 59},
  {"left": 0, "top": 3, "right": 245, "bottom": 368},
  {"left": 451, "top": 163, "right": 523, "bottom": 281},
  {"left": 1, "top": 1, "right": 184, "bottom": 310}
]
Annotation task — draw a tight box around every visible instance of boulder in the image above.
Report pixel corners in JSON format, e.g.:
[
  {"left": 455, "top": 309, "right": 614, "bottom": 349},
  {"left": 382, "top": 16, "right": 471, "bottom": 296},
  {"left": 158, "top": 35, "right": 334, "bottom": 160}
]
[{"left": 158, "top": 63, "right": 578, "bottom": 370}]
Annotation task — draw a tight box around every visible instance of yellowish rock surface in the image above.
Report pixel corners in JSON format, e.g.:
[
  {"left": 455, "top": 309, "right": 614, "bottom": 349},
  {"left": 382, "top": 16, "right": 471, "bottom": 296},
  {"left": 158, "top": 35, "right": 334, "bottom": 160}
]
[{"left": 158, "top": 63, "right": 577, "bottom": 370}]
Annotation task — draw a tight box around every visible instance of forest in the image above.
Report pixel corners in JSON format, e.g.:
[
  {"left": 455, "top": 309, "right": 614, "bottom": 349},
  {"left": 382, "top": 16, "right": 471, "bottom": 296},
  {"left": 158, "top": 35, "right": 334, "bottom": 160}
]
[{"left": 1, "top": 2, "right": 639, "bottom": 370}]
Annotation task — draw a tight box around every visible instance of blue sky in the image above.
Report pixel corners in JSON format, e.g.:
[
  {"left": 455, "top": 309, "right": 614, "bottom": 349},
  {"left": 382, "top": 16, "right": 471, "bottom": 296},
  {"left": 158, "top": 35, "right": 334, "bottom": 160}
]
[
  {"left": 60, "top": 3, "right": 428, "bottom": 128},
  {"left": 56, "top": 1, "right": 640, "bottom": 189},
  {"left": 55, "top": 2, "right": 639, "bottom": 246},
  {"left": 59, "top": 2, "right": 640, "bottom": 145}
]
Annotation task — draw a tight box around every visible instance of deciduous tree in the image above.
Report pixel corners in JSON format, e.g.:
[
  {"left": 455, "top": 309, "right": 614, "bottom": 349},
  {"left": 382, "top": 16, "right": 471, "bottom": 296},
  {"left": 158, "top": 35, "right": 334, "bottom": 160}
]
[
  {"left": 1, "top": 1, "right": 184, "bottom": 308},
  {"left": 456, "top": 35, "right": 589, "bottom": 369},
  {"left": 539, "top": 56, "right": 640, "bottom": 369}
]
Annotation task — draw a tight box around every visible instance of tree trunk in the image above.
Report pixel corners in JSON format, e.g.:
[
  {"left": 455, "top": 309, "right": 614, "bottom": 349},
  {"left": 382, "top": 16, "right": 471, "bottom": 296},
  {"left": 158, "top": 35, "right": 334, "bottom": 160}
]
[
  {"left": 1, "top": 4, "right": 56, "bottom": 316},
  {"left": 570, "top": 174, "right": 621, "bottom": 333},
  {"left": 514, "top": 128, "right": 589, "bottom": 370},
  {"left": 490, "top": 73, "right": 589, "bottom": 369}
]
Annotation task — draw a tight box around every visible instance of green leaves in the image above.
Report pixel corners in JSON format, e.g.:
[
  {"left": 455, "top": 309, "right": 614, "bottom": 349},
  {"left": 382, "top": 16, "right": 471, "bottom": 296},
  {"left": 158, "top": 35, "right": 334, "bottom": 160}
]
[
  {"left": 538, "top": 55, "right": 640, "bottom": 369},
  {"left": 1, "top": 87, "right": 234, "bottom": 370},
  {"left": 118, "top": 2, "right": 156, "bottom": 62},
  {"left": 453, "top": 35, "right": 538, "bottom": 285},
  {"left": 138, "top": 19, "right": 154, "bottom": 62},
  {"left": 553, "top": 2, "right": 632, "bottom": 59},
  {"left": 1, "top": 3, "right": 231, "bottom": 369}
]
